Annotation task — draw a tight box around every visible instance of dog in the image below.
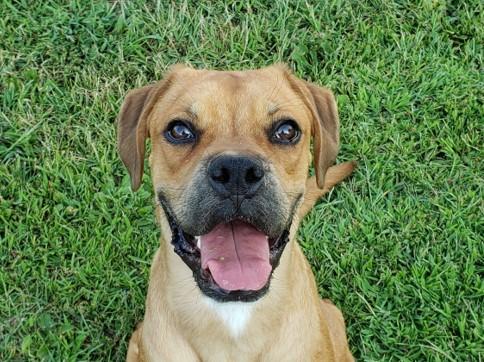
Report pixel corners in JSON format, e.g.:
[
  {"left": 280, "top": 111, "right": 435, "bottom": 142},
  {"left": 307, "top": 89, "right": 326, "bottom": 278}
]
[{"left": 117, "top": 64, "right": 355, "bottom": 361}]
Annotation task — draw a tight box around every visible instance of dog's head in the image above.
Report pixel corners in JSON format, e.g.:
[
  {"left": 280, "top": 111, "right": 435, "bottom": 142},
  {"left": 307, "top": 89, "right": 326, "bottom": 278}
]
[{"left": 117, "top": 64, "right": 339, "bottom": 302}]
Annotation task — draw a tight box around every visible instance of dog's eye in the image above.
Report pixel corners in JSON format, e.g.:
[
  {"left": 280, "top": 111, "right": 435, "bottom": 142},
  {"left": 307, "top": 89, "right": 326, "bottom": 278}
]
[
  {"left": 165, "top": 121, "right": 196, "bottom": 144},
  {"left": 271, "top": 120, "right": 301, "bottom": 144}
]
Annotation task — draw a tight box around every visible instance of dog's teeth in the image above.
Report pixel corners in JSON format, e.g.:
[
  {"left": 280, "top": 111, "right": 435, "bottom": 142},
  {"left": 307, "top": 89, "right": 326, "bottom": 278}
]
[{"left": 196, "top": 236, "right": 201, "bottom": 248}]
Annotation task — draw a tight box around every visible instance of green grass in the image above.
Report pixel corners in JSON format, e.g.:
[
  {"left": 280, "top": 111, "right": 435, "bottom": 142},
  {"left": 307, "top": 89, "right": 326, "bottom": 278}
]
[{"left": 1, "top": 0, "right": 482, "bottom": 360}]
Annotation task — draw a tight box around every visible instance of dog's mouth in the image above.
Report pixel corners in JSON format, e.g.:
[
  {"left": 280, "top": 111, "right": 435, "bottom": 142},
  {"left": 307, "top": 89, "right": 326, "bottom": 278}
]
[
  {"left": 199, "top": 221, "right": 273, "bottom": 291},
  {"left": 161, "top": 201, "right": 291, "bottom": 302}
]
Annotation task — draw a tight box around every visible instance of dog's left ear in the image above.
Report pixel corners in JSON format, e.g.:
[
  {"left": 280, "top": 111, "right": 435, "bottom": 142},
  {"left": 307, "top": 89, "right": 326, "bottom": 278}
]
[
  {"left": 279, "top": 65, "right": 339, "bottom": 188},
  {"left": 303, "top": 82, "right": 340, "bottom": 188}
]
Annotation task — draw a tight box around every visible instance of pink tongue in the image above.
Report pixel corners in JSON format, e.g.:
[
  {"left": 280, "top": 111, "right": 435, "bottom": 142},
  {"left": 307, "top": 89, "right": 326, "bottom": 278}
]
[{"left": 200, "top": 221, "right": 272, "bottom": 291}]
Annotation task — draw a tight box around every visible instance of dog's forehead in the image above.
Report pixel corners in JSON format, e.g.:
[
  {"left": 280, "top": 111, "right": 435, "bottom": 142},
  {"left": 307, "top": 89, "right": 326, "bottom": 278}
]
[{"left": 161, "top": 67, "right": 306, "bottom": 126}]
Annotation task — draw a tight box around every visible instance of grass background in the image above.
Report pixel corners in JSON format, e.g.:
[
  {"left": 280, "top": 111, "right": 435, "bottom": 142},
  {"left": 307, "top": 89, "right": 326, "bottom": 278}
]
[{"left": 1, "top": 0, "right": 482, "bottom": 360}]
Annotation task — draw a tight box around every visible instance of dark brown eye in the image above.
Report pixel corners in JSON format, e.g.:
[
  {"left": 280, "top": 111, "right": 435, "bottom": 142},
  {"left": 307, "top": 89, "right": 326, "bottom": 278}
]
[
  {"left": 165, "top": 121, "right": 196, "bottom": 144},
  {"left": 271, "top": 120, "right": 301, "bottom": 144}
]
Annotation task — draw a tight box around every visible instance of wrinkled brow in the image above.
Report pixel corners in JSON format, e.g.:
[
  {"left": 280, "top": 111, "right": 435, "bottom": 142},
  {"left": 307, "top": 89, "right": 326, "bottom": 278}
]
[{"left": 268, "top": 105, "right": 279, "bottom": 115}]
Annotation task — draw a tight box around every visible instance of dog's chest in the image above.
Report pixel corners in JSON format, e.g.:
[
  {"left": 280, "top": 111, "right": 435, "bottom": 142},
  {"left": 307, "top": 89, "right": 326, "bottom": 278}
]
[{"left": 203, "top": 298, "right": 255, "bottom": 337}]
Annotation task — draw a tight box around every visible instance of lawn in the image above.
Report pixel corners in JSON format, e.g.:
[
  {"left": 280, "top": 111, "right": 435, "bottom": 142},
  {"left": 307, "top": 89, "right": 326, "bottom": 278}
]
[{"left": 1, "top": 1, "right": 482, "bottom": 360}]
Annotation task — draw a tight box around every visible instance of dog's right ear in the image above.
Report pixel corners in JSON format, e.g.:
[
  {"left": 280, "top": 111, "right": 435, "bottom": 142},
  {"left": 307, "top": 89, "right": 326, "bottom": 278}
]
[
  {"left": 117, "top": 65, "right": 191, "bottom": 190},
  {"left": 117, "top": 67, "right": 185, "bottom": 191},
  {"left": 117, "top": 84, "right": 157, "bottom": 191}
]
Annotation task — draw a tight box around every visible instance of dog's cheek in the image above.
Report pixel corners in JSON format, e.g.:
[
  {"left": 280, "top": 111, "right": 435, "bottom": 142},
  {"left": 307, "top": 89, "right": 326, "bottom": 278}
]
[{"left": 175, "top": 170, "right": 216, "bottom": 234}]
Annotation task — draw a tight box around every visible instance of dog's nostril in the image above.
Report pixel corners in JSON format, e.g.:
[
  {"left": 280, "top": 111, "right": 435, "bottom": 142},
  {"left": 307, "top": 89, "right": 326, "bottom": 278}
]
[
  {"left": 245, "top": 166, "right": 264, "bottom": 184},
  {"left": 208, "top": 155, "right": 265, "bottom": 196},
  {"left": 212, "top": 166, "right": 230, "bottom": 184}
]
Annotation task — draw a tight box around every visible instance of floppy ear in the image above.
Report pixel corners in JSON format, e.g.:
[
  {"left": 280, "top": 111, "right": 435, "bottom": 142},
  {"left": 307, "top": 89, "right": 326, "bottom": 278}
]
[
  {"left": 117, "top": 84, "right": 156, "bottom": 191},
  {"left": 117, "top": 67, "right": 183, "bottom": 191},
  {"left": 278, "top": 65, "right": 340, "bottom": 189},
  {"left": 303, "top": 82, "right": 340, "bottom": 188}
]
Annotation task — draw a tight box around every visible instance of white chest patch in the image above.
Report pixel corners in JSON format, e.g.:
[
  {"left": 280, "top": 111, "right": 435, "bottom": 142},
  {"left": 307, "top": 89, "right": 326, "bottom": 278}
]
[{"left": 203, "top": 298, "right": 255, "bottom": 338}]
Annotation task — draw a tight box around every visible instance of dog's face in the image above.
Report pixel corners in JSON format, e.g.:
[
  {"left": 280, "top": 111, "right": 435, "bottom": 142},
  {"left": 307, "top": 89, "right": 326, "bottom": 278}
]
[{"left": 118, "top": 64, "right": 339, "bottom": 302}]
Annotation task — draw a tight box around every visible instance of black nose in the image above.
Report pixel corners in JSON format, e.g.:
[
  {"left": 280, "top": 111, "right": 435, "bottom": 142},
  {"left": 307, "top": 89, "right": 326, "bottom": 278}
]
[{"left": 208, "top": 155, "right": 265, "bottom": 197}]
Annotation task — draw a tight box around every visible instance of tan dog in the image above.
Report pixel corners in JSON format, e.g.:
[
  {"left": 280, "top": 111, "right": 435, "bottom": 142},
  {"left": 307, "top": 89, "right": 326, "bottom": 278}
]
[{"left": 117, "top": 64, "right": 355, "bottom": 361}]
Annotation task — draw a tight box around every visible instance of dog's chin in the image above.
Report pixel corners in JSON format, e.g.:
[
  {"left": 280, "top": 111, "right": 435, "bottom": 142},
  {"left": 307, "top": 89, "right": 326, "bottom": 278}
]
[{"left": 164, "top": 210, "right": 291, "bottom": 303}]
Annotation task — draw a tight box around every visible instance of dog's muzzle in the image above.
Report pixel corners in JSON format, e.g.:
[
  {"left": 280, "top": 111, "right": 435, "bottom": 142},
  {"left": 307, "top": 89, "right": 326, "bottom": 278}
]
[{"left": 158, "top": 154, "right": 301, "bottom": 302}]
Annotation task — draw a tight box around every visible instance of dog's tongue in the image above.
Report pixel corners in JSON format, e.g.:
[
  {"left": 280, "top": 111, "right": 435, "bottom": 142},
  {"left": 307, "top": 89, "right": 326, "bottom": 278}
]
[{"left": 200, "top": 221, "right": 271, "bottom": 291}]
